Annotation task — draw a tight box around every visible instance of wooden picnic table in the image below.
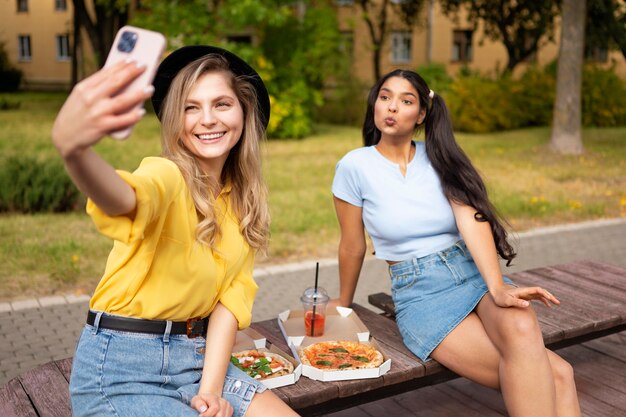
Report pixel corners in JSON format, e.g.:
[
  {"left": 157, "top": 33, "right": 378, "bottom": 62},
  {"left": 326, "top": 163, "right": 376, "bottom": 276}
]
[{"left": 1, "top": 260, "right": 625, "bottom": 417}]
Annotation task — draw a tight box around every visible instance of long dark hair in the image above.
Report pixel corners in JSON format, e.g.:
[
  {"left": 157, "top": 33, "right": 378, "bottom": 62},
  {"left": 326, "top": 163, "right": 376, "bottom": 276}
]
[{"left": 363, "top": 69, "right": 516, "bottom": 265}]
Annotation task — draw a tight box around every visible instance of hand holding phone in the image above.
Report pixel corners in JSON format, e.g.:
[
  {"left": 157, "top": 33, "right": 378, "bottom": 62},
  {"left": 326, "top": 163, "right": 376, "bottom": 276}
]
[{"left": 104, "top": 26, "right": 166, "bottom": 140}]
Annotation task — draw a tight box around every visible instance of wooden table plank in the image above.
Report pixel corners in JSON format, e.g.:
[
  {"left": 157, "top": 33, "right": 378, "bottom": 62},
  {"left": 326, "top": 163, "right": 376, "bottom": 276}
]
[
  {"left": 507, "top": 269, "right": 626, "bottom": 346},
  {"left": 582, "top": 260, "right": 626, "bottom": 278},
  {"left": 0, "top": 378, "right": 39, "bottom": 417},
  {"left": 559, "top": 261, "right": 626, "bottom": 292},
  {"left": 528, "top": 266, "right": 626, "bottom": 306},
  {"left": 54, "top": 358, "right": 72, "bottom": 383},
  {"left": 513, "top": 270, "right": 624, "bottom": 327},
  {"left": 18, "top": 362, "right": 72, "bottom": 417}
]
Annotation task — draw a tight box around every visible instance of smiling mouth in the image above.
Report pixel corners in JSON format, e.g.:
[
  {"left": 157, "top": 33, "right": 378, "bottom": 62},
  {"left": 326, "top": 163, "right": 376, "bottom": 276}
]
[{"left": 196, "top": 132, "right": 225, "bottom": 141}]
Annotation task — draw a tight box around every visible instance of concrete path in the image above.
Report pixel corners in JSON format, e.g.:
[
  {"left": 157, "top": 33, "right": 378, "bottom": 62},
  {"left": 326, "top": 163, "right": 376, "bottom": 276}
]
[{"left": 1, "top": 218, "right": 625, "bottom": 386}]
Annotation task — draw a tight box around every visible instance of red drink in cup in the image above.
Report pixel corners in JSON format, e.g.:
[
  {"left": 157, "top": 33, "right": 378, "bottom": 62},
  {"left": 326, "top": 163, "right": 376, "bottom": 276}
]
[
  {"left": 304, "top": 311, "right": 326, "bottom": 337},
  {"left": 301, "top": 286, "right": 329, "bottom": 337}
]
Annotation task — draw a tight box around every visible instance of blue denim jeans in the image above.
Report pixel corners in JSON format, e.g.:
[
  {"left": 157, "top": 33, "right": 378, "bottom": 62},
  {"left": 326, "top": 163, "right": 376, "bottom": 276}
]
[
  {"left": 69, "top": 312, "right": 266, "bottom": 417},
  {"left": 389, "top": 241, "right": 515, "bottom": 362}
]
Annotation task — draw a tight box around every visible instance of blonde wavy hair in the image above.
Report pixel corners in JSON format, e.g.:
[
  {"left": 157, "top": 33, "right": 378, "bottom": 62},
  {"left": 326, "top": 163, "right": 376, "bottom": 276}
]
[{"left": 159, "top": 54, "right": 270, "bottom": 252}]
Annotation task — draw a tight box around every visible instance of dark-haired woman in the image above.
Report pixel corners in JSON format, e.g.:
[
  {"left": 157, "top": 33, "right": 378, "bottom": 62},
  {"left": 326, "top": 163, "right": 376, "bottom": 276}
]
[{"left": 332, "top": 70, "right": 581, "bottom": 416}]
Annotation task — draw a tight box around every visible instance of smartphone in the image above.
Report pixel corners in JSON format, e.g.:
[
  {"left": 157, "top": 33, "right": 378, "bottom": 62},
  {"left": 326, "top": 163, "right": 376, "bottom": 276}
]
[{"left": 103, "top": 25, "right": 166, "bottom": 140}]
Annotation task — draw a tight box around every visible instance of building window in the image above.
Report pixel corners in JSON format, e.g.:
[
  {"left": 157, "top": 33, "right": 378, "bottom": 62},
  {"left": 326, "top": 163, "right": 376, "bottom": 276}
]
[
  {"left": 18, "top": 35, "right": 31, "bottom": 61},
  {"left": 17, "top": 0, "right": 28, "bottom": 12},
  {"left": 452, "top": 30, "right": 473, "bottom": 62},
  {"left": 54, "top": 0, "right": 67, "bottom": 11},
  {"left": 585, "top": 45, "right": 608, "bottom": 62},
  {"left": 56, "top": 34, "right": 71, "bottom": 61},
  {"left": 339, "top": 31, "right": 354, "bottom": 57},
  {"left": 391, "top": 31, "right": 411, "bottom": 64}
]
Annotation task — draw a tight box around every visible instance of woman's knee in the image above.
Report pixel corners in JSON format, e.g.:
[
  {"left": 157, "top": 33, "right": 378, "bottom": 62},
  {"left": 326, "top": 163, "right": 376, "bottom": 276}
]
[
  {"left": 551, "top": 354, "right": 576, "bottom": 387},
  {"left": 497, "top": 309, "right": 543, "bottom": 347}
]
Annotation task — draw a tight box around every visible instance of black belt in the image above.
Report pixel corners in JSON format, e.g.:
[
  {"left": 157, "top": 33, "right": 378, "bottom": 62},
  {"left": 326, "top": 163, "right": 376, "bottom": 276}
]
[{"left": 87, "top": 311, "right": 208, "bottom": 338}]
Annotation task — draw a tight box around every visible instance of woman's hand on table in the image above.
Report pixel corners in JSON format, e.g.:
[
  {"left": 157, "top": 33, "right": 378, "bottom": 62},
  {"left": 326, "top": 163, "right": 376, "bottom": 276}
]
[{"left": 490, "top": 285, "right": 560, "bottom": 308}]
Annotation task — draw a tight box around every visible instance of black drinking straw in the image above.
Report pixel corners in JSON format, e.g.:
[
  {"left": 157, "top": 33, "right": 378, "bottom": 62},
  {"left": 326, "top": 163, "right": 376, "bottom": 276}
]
[{"left": 311, "top": 262, "right": 319, "bottom": 336}]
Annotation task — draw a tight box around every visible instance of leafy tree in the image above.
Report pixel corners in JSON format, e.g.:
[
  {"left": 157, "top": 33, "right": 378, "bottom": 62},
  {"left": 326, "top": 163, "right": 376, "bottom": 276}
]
[
  {"left": 356, "top": 0, "right": 427, "bottom": 80},
  {"left": 550, "top": 0, "right": 586, "bottom": 155},
  {"left": 133, "top": 0, "right": 347, "bottom": 138},
  {"left": 439, "top": 0, "right": 560, "bottom": 73},
  {"left": 72, "top": 0, "right": 130, "bottom": 68},
  {"left": 586, "top": 0, "right": 626, "bottom": 60},
  {"left": 357, "top": 0, "right": 391, "bottom": 81}
]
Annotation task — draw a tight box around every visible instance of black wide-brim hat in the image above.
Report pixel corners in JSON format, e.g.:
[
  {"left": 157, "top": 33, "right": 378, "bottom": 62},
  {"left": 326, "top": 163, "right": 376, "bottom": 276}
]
[{"left": 151, "top": 45, "right": 270, "bottom": 129}]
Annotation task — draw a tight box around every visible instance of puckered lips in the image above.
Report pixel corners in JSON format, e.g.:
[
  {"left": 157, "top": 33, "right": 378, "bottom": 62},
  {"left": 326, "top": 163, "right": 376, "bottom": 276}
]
[{"left": 383, "top": 117, "right": 396, "bottom": 126}]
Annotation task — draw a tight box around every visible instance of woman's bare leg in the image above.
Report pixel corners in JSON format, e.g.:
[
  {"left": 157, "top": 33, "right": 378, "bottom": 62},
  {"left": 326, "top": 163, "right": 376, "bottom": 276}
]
[
  {"left": 475, "top": 294, "right": 557, "bottom": 416},
  {"left": 245, "top": 389, "right": 300, "bottom": 417},
  {"left": 431, "top": 295, "right": 580, "bottom": 416}
]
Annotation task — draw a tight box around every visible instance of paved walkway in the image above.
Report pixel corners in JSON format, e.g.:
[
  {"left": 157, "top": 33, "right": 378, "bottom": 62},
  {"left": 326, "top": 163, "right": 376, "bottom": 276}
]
[{"left": 1, "top": 218, "right": 625, "bottom": 386}]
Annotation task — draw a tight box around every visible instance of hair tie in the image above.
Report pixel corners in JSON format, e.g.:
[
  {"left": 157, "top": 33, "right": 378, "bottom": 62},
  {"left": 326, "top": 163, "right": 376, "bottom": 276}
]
[{"left": 428, "top": 89, "right": 435, "bottom": 99}]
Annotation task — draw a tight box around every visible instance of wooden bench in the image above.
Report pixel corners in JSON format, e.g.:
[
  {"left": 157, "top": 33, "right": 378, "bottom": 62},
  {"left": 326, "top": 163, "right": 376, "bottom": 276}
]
[{"left": 2, "top": 260, "right": 625, "bottom": 417}]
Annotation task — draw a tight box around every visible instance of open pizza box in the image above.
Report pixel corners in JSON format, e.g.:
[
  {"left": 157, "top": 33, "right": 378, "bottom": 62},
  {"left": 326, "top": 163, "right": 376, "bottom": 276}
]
[
  {"left": 277, "top": 306, "right": 392, "bottom": 382},
  {"left": 233, "top": 327, "right": 302, "bottom": 389}
]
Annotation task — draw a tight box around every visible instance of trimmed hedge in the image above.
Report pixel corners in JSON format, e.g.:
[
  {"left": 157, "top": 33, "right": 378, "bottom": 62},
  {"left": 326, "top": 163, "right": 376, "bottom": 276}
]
[
  {"left": 582, "top": 65, "right": 626, "bottom": 127},
  {"left": 443, "top": 64, "right": 625, "bottom": 133},
  {"left": 0, "top": 42, "right": 22, "bottom": 92},
  {"left": 0, "top": 155, "right": 81, "bottom": 213}
]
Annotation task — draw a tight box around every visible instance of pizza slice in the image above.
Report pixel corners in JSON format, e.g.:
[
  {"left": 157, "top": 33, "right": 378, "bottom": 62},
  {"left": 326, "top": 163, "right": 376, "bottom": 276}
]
[{"left": 231, "top": 349, "right": 294, "bottom": 380}]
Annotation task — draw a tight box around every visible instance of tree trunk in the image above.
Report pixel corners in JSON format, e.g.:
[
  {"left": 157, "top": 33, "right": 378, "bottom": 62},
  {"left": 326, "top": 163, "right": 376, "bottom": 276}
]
[
  {"left": 550, "top": 0, "right": 586, "bottom": 155},
  {"left": 71, "top": 5, "right": 80, "bottom": 87},
  {"left": 359, "top": 0, "right": 389, "bottom": 82},
  {"left": 71, "top": 0, "right": 129, "bottom": 68}
]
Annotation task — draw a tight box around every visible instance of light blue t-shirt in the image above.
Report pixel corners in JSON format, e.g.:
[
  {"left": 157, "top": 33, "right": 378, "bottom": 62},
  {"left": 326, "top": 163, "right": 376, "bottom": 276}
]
[{"left": 332, "top": 141, "right": 460, "bottom": 261}]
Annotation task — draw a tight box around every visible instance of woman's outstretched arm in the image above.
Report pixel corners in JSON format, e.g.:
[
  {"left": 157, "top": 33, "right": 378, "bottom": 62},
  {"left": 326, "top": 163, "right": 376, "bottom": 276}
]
[{"left": 52, "top": 60, "right": 153, "bottom": 217}]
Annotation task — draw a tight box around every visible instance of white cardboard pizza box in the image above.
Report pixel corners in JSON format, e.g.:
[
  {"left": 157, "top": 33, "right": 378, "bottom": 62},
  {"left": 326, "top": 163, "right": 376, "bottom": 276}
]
[
  {"left": 277, "top": 306, "right": 392, "bottom": 382},
  {"left": 233, "top": 327, "right": 302, "bottom": 389}
]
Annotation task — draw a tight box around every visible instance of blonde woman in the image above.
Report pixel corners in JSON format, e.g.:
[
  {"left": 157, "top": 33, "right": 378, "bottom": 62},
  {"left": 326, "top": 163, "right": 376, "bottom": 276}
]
[{"left": 53, "top": 46, "right": 298, "bottom": 417}]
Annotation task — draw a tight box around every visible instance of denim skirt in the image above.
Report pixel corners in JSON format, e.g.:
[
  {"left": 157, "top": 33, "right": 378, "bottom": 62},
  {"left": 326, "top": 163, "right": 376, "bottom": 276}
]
[
  {"left": 389, "top": 241, "right": 515, "bottom": 362},
  {"left": 69, "top": 314, "right": 267, "bottom": 417}
]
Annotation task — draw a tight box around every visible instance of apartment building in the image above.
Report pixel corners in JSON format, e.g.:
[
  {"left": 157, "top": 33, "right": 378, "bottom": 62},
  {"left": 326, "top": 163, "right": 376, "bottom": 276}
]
[
  {"left": 0, "top": 0, "right": 81, "bottom": 89},
  {"left": 337, "top": 0, "right": 625, "bottom": 82},
  {"left": 0, "top": 0, "right": 624, "bottom": 89}
]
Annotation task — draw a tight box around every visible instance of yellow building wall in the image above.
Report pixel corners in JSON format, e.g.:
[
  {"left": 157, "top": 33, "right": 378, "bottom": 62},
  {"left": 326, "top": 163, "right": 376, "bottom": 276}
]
[
  {"left": 1, "top": 1, "right": 624, "bottom": 88},
  {"left": 338, "top": 1, "right": 626, "bottom": 84},
  {"left": 0, "top": 0, "right": 74, "bottom": 88}
]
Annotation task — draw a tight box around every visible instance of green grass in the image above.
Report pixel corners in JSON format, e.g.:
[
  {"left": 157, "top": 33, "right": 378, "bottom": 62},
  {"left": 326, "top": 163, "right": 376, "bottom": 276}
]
[{"left": 1, "top": 91, "right": 625, "bottom": 300}]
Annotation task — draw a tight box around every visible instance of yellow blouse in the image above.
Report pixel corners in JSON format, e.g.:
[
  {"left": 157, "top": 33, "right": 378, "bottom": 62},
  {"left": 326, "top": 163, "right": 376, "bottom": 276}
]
[{"left": 87, "top": 157, "right": 257, "bottom": 329}]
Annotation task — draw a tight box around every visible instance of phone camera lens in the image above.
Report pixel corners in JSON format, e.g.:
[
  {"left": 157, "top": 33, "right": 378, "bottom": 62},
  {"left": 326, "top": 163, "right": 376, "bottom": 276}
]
[{"left": 117, "top": 31, "right": 138, "bottom": 53}]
